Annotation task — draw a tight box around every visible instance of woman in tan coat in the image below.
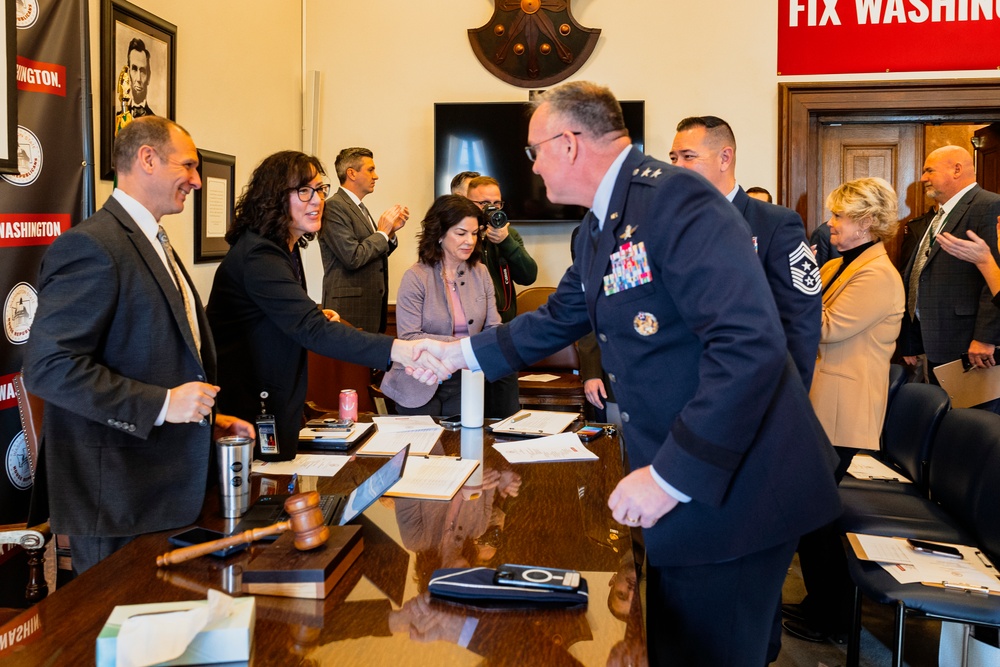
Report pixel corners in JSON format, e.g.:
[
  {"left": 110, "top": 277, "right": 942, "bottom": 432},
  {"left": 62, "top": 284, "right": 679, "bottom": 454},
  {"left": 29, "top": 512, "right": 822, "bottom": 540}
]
[
  {"left": 810, "top": 177, "right": 905, "bottom": 458},
  {"left": 784, "top": 177, "right": 905, "bottom": 644}
]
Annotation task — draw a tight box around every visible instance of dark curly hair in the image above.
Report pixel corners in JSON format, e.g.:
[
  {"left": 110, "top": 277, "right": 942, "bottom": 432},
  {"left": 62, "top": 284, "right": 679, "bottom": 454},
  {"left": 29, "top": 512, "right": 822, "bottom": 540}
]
[
  {"left": 227, "top": 151, "right": 327, "bottom": 248},
  {"left": 416, "top": 195, "right": 484, "bottom": 266}
]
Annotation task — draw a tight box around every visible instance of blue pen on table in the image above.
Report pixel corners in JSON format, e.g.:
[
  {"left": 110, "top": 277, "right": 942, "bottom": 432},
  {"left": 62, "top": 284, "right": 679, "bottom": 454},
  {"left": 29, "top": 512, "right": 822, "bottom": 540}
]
[{"left": 287, "top": 473, "right": 298, "bottom": 494}]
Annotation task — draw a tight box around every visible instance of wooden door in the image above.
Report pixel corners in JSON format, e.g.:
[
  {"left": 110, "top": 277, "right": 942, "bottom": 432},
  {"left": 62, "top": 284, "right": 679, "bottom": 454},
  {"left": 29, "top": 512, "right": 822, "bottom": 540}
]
[
  {"left": 974, "top": 123, "right": 1000, "bottom": 195},
  {"left": 818, "top": 123, "right": 922, "bottom": 267}
]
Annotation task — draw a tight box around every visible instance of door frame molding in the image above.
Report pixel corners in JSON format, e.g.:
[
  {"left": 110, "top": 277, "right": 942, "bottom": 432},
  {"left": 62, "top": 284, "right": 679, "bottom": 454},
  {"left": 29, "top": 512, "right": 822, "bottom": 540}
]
[{"left": 779, "top": 79, "right": 1000, "bottom": 228}]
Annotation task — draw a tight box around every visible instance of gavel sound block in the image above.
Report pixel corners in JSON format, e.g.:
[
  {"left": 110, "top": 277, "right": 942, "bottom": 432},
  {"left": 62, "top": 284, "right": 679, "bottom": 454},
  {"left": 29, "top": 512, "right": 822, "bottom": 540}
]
[{"left": 156, "top": 492, "right": 330, "bottom": 567}]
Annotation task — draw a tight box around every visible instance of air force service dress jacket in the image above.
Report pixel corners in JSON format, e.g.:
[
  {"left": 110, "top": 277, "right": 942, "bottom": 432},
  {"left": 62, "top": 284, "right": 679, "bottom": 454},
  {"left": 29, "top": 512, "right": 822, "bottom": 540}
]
[
  {"left": 732, "top": 186, "right": 822, "bottom": 389},
  {"left": 468, "top": 149, "right": 841, "bottom": 567},
  {"left": 24, "top": 196, "right": 216, "bottom": 538}
]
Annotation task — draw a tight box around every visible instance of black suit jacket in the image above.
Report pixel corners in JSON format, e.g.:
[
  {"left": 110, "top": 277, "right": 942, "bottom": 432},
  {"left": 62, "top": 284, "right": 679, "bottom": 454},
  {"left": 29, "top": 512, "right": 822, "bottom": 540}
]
[
  {"left": 733, "top": 187, "right": 821, "bottom": 389},
  {"left": 207, "top": 230, "right": 394, "bottom": 460},
  {"left": 900, "top": 185, "right": 1000, "bottom": 362},
  {"left": 319, "top": 188, "right": 396, "bottom": 333},
  {"left": 470, "top": 149, "right": 840, "bottom": 567},
  {"left": 24, "top": 196, "right": 216, "bottom": 537}
]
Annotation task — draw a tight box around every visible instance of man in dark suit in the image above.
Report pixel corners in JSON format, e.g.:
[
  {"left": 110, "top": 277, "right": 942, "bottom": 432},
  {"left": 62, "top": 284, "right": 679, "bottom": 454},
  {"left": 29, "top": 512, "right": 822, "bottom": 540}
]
[
  {"left": 320, "top": 147, "right": 409, "bottom": 333},
  {"left": 436, "top": 81, "right": 841, "bottom": 666},
  {"left": 670, "top": 115, "right": 822, "bottom": 389},
  {"left": 896, "top": 206, "right": 936, "bottom": 382},
  {"left": 23, "top": 117, "right": 254, "bottom": 574},
  {"left": 899, "top": 145, "right": 1000, "bottom": 393},
  {"left": 466, "top": 175, "right": 538, "bottom": 418}
]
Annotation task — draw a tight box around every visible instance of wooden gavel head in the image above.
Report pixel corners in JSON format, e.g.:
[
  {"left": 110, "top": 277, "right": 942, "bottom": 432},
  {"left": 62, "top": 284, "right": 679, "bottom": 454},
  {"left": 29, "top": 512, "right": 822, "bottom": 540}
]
[{"left": 284, "top": 491, "right": 330, "bottom": 551}]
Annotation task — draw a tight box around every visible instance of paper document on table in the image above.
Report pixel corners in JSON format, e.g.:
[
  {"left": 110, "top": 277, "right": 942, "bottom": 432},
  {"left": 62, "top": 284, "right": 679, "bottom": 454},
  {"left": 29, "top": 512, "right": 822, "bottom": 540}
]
[
  {"left": 252, "top": 454, "right": 350, "bottom": 477},
  {"left": 493, "top": 432, "right": 599, "bottom": 463},
  {"left": 518, "top": 373, "right": 560, "bottom": 382},
  {"left": 384, "top": 456, "right": 480, "bottom": 500},
  {"left": 356, "top": 426, "right": 443, "bottom": 456},
  {"left": 847, "top": 455, "right": 912, "bottom": 483},
  {"left": 847, "top": 533, "right": 915, "bottom": 564},
  {"left": 373, "top": 415, "right": 438, "bottom": 431},
  {"left": 489, "top": 409, "right": 579, "bottom": 436},
  {"left": 298, "top": 422, "right": 374, "bottom": 443}
]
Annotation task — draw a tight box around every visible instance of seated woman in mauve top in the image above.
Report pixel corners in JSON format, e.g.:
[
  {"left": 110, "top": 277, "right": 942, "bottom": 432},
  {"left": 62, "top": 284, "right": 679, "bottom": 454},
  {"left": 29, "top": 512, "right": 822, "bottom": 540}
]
[{"left": 381, "top": 195, "right": 501, "bottom": 415}]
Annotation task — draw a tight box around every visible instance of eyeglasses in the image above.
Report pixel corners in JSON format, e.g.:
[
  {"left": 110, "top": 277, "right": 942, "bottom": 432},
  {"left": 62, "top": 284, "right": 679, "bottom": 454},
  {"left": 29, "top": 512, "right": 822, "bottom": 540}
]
[
  {"left": 473, "top": 200, "right": 505, "bottom": 210},
  {"left": 291, "top": 183, "right": 331, "bottom": 202},
  {"left": 524, "top": 131, "right": 582, "bottom": 162}
]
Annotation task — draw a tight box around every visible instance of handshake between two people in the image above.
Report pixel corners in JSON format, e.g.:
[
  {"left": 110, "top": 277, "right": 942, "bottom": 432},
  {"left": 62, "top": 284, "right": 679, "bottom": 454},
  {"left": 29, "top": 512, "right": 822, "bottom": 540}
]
[{"left": 391, "top": 339, "right": 469, "bottom": 386}]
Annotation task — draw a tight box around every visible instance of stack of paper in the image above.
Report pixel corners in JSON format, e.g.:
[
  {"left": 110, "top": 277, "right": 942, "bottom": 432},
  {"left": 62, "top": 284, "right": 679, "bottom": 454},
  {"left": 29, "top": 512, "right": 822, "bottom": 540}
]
[
  {"left": 847, "top": 455, "right": 911, "bottom": 483},
  {"left": 493, "top": 432, "right": 599, "bottom": 464},
  {"left": 848, "top": 533, "right": 999, "bottom": 594},
  {"left": 489, "top": 410, "right": 579, "bottom": 437},
  {"left": 357, "top": 416, "right": 443, "bottom": 456},
  {"left": 384, "top": 456, "right": 480, "bottom": 500}
]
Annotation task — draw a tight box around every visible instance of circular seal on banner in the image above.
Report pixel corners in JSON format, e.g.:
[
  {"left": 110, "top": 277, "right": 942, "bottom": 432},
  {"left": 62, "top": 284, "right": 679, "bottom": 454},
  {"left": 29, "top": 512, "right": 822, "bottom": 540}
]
[
  {"left": 16, "top": 0, "right": 40, "bottom": 29},
  {"left": 5, "top": 282, "right": 38, "bottom": 345},
  {"left": 1, "top": 126, "right": 44, "bottom": 187},
  {"left": 6, "top": 431, "right": 32, "bottom": 491}
]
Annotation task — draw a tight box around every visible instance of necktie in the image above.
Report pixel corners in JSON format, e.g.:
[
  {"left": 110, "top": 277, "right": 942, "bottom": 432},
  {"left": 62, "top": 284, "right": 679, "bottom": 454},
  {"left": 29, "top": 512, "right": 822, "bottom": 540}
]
[
  {"left": 585, "top": 210, "right": 600, "bottom": 250},
  {"left": 157, "top": 225, "right": 201, "bottom": 357},
  {"left": 358, "top": 201, "right": 377, "bottom": 233},
  {"left": 906, "top": 208, "right": 947, "bottom": 317}
]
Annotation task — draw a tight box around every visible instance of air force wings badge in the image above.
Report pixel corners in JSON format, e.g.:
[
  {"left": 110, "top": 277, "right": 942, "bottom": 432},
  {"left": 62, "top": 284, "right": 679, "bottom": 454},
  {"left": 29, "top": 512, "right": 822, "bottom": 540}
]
[
  {"left": 468, "top": 1, "right": 600, "bottom": 88},
  {"left": 789, "top": 241, "right": 821, "bottom": 296}
]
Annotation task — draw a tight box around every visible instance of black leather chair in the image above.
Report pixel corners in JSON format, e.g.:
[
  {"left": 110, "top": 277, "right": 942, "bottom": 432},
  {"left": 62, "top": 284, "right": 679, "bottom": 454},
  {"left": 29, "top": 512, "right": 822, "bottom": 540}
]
[
  {"left": 844, "top": 408, "right": 1000, "bottom": 667},
  {"left": 838, "top": 382, "right": 949, "bottom": 499},
  {"left": 884, "top": 363, "right": 907, "bottom": 424}
]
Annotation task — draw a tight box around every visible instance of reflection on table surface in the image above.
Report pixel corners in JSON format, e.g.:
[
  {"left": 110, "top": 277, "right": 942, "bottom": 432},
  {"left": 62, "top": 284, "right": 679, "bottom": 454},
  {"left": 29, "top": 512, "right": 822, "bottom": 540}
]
[{"left": 1, "top": 424, "right": 646, "bottom": 666}]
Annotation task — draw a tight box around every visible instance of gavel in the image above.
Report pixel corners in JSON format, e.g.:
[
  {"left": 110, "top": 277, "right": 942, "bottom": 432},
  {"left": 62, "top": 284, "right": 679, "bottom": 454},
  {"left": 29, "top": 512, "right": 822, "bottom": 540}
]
[{"left": 156, "top": 491, "right": 330, "bottom": 567}]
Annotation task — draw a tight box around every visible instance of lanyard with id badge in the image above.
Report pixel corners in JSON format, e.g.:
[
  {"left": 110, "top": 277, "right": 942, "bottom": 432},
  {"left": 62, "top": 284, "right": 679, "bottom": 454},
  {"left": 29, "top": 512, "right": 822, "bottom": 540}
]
[{"left": 256, "top": 391, "right": 280, "bottom": 457}]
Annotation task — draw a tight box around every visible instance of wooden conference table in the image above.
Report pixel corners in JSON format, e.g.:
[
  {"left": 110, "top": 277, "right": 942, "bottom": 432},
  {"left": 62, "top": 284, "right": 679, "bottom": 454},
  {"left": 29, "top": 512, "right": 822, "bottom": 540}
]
[{"left": 1, "top": 419, "right": 645, "bottom": 666}]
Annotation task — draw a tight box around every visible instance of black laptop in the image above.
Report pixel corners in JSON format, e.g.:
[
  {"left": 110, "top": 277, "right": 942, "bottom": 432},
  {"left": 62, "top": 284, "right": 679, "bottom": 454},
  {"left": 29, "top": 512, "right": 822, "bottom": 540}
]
[{"left": 233, "top": 445, "right": 409, "bottom": 538}]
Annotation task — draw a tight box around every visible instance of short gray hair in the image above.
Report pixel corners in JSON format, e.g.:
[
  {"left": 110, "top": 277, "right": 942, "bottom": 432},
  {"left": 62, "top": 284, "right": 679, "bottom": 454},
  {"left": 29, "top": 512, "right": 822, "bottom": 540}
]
[
  {"left": 531, "top": 81, "right": 627, "bottom": 139},
  {"left": 113, "top": 116, "right": 190, "bottom": 175}
]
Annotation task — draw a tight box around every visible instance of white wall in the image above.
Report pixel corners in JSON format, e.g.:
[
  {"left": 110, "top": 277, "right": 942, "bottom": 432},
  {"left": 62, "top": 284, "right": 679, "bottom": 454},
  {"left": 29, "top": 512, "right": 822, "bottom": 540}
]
[
  {"left": 302, "top": 0, "right": 1000, "bottom": 304},
  {"left": 82, "top": 2, "right": 1000, "bottom": 304},
  {"left": 87, "top": 0, "right": 304, "bottom": 299}
]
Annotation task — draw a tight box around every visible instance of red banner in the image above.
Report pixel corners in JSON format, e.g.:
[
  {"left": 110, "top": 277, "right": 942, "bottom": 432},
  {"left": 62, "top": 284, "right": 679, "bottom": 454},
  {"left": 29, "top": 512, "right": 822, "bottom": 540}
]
[
  {"left": 0, "top": 214, "right": 69, "bottom": 248},
  {"left": 778, "top": 0, "right": 1000, "bottom": 75}
]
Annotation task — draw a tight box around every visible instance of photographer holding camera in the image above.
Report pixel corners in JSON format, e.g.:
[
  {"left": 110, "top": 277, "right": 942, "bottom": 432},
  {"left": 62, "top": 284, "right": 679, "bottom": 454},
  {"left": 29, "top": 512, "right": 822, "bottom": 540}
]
[{"left": 465, "top": 176, "right": 538, "bottom": 417}]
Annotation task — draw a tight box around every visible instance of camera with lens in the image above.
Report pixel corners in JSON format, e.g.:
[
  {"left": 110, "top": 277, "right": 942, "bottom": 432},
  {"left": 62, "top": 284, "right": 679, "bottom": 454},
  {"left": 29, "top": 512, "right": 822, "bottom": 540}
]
[{"left": 482, "top": 204, "right": 508, "bottom": 229}]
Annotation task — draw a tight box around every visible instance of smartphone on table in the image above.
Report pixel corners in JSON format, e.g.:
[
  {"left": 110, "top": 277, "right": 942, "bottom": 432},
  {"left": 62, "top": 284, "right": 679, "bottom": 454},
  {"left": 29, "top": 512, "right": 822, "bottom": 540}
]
[
  {"left": 493, "top": 563, "right": 582, "bottom": 591},
  {"left": 168, "top": 527, "right": 246, "bottom": 558}
]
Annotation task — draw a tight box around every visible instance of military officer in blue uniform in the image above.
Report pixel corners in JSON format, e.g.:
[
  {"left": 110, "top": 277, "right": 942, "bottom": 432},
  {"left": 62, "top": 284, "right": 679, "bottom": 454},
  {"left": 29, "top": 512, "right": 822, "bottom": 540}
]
[
  {"left": 670, "top": 115, "right": 821, "bottom": 389},
  {"left": 436, "top": 82, "right": 841, "bottom": 666}
]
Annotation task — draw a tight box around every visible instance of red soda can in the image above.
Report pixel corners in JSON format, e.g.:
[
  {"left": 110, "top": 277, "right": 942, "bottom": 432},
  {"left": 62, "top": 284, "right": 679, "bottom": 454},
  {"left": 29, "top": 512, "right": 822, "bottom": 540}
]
[{"left": 339, "top": 389, "right": 358, "bottom": 421}]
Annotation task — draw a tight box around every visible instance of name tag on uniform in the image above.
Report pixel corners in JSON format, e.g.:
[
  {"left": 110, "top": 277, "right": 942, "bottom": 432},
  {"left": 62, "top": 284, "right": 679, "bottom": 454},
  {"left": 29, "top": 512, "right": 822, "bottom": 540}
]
[{"left": 603, "top": 241, "right": 652, "bottom": 296}]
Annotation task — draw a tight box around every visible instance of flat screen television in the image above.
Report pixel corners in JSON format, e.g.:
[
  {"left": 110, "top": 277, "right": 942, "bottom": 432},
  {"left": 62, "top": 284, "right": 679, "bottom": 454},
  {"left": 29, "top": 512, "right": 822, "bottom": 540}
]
[{"left": 434, "top": 101, "right": 645, "bottom": 223}]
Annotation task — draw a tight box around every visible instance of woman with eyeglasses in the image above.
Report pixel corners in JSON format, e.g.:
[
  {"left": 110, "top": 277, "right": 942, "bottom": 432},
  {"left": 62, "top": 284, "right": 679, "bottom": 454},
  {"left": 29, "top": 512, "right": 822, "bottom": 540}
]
[{"left": 207, "top": 151, "right": 440, "bottom": 460}]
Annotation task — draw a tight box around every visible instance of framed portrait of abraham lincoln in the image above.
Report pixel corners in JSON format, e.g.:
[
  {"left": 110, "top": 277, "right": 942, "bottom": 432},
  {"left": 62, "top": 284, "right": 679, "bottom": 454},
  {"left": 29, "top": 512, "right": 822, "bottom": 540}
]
[{"left": 100, "top": 0, "right": 176, "bottom": 180}]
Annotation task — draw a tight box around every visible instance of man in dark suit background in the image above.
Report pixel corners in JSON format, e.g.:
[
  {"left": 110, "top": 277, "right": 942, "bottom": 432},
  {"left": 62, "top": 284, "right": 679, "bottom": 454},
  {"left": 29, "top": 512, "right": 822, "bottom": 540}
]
[
  {"left": 436, "top": 81, "right": 841, "bottom": 666},
  {"left": 896, "top": 205, "right": 936, "bottom": 382},
  {"left": 669, "top": 115, "right": 822, "bottom": 389},
  {"left": 899, "top": 145, "right": 1000, "bottom": 395},
  {"left": 24, "top": 117, "right": 254, "bottom": 574},
  {"left": 320, "top": 147, "right": 409, "bottom": 333}
]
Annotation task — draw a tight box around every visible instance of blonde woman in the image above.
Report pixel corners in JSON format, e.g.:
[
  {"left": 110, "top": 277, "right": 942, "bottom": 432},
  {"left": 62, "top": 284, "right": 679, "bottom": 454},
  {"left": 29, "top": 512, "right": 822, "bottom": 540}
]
[{"left": 785, "top": 177, "right": 905, "bottom": 644}]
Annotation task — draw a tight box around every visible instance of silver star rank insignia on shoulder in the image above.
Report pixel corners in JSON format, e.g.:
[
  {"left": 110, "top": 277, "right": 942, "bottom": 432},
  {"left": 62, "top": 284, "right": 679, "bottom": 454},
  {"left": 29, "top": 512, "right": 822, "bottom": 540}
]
[{"left": 789, "top": 241, "right": 821, "bottom": 296}]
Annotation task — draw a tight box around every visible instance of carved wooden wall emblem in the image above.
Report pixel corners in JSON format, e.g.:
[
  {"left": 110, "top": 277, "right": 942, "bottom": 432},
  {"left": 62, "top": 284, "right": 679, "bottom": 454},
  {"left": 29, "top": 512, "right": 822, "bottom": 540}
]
[{"left": 469, "top": 1, "right": 601, "bottom": 89}]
